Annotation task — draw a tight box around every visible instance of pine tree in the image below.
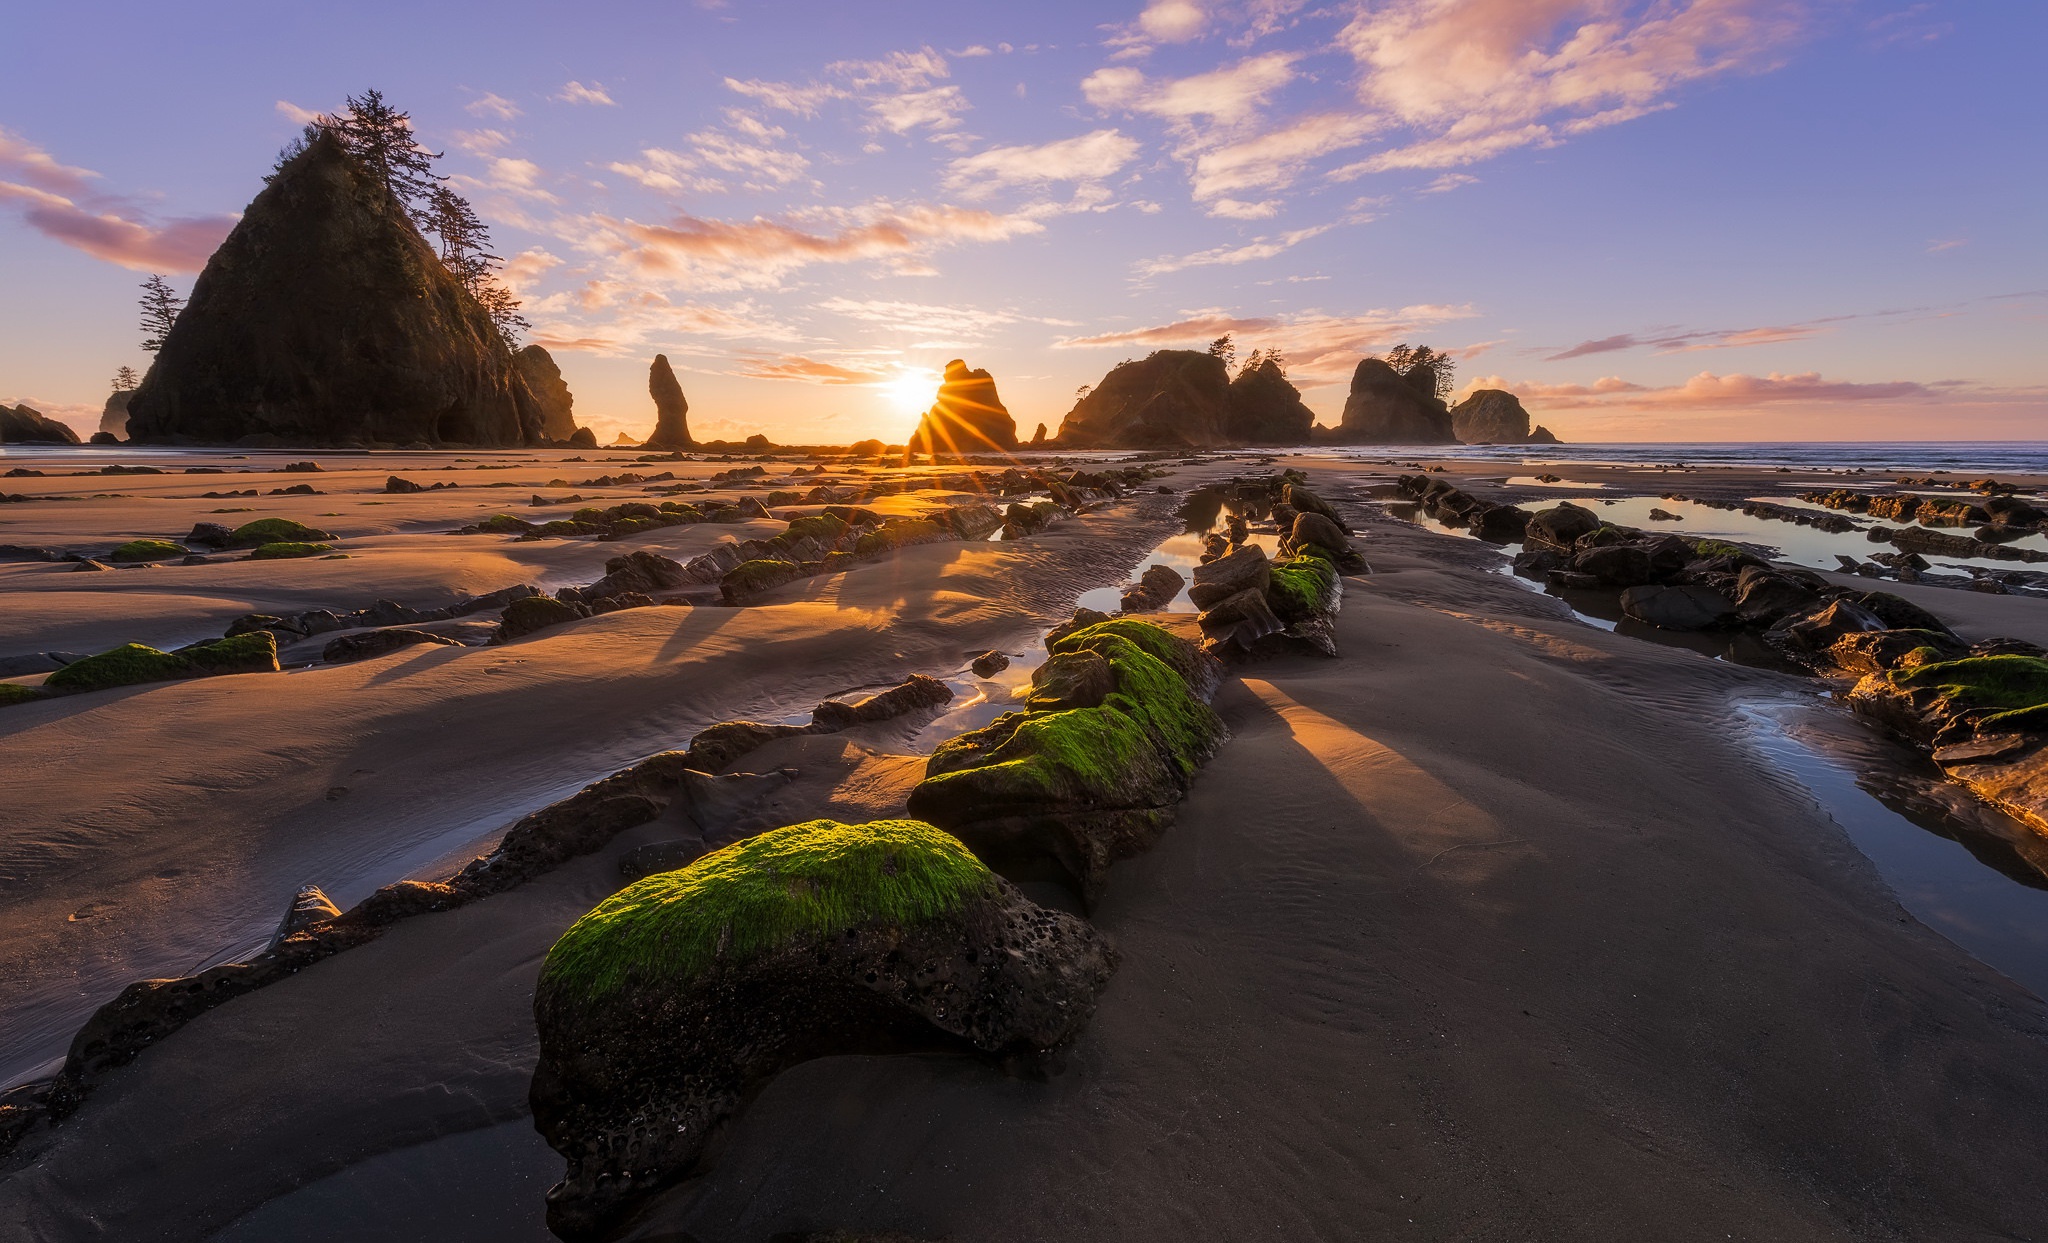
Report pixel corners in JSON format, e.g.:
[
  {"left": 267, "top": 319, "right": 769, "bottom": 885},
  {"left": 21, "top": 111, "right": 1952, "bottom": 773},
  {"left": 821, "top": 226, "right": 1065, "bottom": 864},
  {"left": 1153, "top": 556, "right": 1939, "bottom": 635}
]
[
  {"left": 331, "top": 89, "right": 441, "bottom": 214},
  {"left": 1380, "top": 343, "right": 1455, "bottom": 401},
  {"left": 1207, "top": 334, "right": 1236, "bottom": 367},
  {"left": 112, "top": 366, "right": 140, "bottom": 391},
  {"left": 138, "top": 275, "right": 184, "bottom": 353},
  {"left": 474, "top": 283, "right": 529, "bottom": 352}
]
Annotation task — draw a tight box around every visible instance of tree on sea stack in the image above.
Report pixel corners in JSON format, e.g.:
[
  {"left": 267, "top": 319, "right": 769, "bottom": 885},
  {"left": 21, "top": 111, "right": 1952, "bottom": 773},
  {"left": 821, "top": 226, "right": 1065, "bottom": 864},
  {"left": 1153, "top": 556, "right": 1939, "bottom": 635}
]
[
  {"left": 137, "top": 275, "right": 183, "bottom": 353},
  {"left": 111, "top": 366, "right": 138, "bottom": 391}
]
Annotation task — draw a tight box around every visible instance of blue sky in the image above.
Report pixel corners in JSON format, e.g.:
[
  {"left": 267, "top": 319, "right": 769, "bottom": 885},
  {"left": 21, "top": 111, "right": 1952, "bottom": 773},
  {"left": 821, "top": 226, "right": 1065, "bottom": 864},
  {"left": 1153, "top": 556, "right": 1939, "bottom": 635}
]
[{"left": 2, "top": 0, "right": 2042, "bottom": 443}]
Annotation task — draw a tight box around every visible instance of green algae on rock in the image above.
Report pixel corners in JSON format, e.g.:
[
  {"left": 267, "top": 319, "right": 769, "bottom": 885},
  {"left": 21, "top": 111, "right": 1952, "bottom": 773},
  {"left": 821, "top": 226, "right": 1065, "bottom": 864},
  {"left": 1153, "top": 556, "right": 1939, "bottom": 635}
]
[
  {"left": 248, "top": 541, "right": 335, "bottom": 559},
  {"left": 0, "top": 683, "right": 47, "bottom": 707},
  {"left": 106, "top": 539, "right": 188, "bottom": 563},
  {"left": 227, "top": 517, "right": 336, "bottom": 548},
  {"left": 43, "top": 643, "right": 196, "bottom": 693},
  {"left": 720, "top": 557, "right": 805, "bottom": 604},
  {"left": 1266, "top": 553, "right": 1339, "bottom": 623},
  {"left": 182, "top": 631, "right": 281, "bottom": 675},
  {"left": 530, "top": 817, "right": 1115, "bottom": 1241}
]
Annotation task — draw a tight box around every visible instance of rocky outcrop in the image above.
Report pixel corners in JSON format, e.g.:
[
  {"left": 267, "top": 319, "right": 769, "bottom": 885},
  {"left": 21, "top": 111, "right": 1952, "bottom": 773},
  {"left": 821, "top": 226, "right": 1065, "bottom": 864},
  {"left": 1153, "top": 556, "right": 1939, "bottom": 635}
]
[
  {"left": 125, "top": 130, "right": 541, "bottom": 448},
  {"left": 1055, "top": 350, "right": 1234, "bottom": 448},
  {"left": 1328, "top": 358, "right": 1455, "bottom": 444},
  {"left": 530, "top": 818, "right": 1115, "bottom": 1239},
  {"left": 643, "top": 354, "right": 691, "bottom": 449},
  {"left": 514, "top": 345, "right": 578, "bottom": 442},
  {"left": 0, "top": 404, "right": 80, "bottom": 444},
  {"left": 99, "top": 391, "right": 132, "bottom": 439},
  {"left": 1225, "top": 358, "right": 1316, "bottom": 444},
  {"left": 906, "top": 358, "right": 1017, "bottom": 455},
  {"left": 1450, "top": 388, "right": 1556, "bottom": 444}
]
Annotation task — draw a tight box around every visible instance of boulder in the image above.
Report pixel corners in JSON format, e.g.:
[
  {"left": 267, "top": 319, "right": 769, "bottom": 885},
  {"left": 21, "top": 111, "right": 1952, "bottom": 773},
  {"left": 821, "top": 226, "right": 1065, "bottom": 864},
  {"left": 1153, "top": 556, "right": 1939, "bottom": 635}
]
[
  {"left": 273, "top": 886, "right": 342, "bottom": 943},
  {"left": 497, "top": 595, "right": 589, "bottom": 641},
  {"left": 1449, "top": 389, "right": 1544, "bottom": 444},
  {"left": 1224, "top": 358, "right": 1315, "bottom": 445},
  {"left": 530, "top": 818, "right": 1115, "bottom": 1240},
  {"left": 515, "top": 344, "right": 577, "bottom": 442},
  {"left": 643, "top": 354, "right": 692, "bottom": 449},
  {"left": 1575, "top": 544, "right": 1655, "bottom": 586},
  {"left": 1731, "top": 567, "right": 1819, "bottom": 625},
  {"left": 1189, "top": 543, "right": 1271, "bottom": 607},
  {"left": 809, "top": 674, "right": 954, "bottom": 730},
  {"left": 1119, "top": 563, "right": 1186, "bottom": 613},
  {"left": 1199, "top": 586, "right": 1286, "bottom": 651},
  {"left": 1282, "top": 483, "right": 1348, "bottom": 532},
  {"left": 1329, "top": 358, "right": 1455, "bottom": 444},
  {"left": 1766, "top": 598, "right": 1888, "bottom": 656},
  {"left": 721, "top": 558, "right": 806, "bottom": 604},
  {"left": 1826, "top": 629, "right": 1968, "bottom": 675},
  {"left": 1026, "top": 650, "right": 1117, "bottom": 711},
  {"left": 970, "top": 650, "right": 1010, "bottom": 678},
  {"left": 124, "top": 129, "right": 540, "bottom": 447},
  {"left": 1619, "top": 584, "right": 1737, "bottom": 630},
  {"left": 906, "top": 359, "right": 1018, "bottom": 454},
  {"left": 321, "top": 628, "right": 463, "bottom": 664},
  {"left": 0, "top": 404, "right": 81, "bottom": 445},
  {"left": 1053, "top": 350, "right": 1236, "bottom": 449},
  {"left": 1287, "top": 512, "right": 1354, "bottom": 562},
  {"left": 1524, "top": 502, "right": 1601, "bottom": 554}
]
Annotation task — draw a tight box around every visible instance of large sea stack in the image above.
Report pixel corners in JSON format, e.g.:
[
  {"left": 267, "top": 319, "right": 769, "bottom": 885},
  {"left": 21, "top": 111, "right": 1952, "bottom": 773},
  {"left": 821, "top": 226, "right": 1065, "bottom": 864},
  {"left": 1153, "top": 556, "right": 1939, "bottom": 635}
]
[
  {"left": 906, "top": 359, "right": 1017, "bottom": 455},
  {"left": 1055, "top": 350, "right": 1233, "bottom": 448},
  {"left": 1225, "top": 358, "right": 1316, "bottom": 444},
  {"left": 644, "top": 355, "right": 691, "bottom": 449},
  {"left": 1450, "top": 388, "right": 1563, "bottom": 445},
  {"left": 0, "top": 404, "right": 81, "bottom": 444},
  {"left": 1329, "top": 358, "right": 1456, "bottom": 444},
  {"left": 125, "top": 130, "right": 540, "bottom": 447},
  {"left": 514, "top": 345, "right": 578, "bottom": 442},
  {"left": 99, "top": 391, "right": 132, "bottom": 439}
]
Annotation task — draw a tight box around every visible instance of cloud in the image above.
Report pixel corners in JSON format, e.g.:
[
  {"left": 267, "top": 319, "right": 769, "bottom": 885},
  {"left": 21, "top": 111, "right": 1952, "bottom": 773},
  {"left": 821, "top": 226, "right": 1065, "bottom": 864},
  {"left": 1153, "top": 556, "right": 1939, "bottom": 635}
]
[
  {"left": 1141, "top": 0, "right": 1209, "bottom": 42},
  {"left": 1927, "top": 238, "right": 1966, "bottom": 253},
  {"left": 0, "top": 128, "right": 234, "bottom": 272},
  {"left": 1186, "top": 111, "right": 1384, "bottom": 201},
  {"left": 274, "top": 100, "right": 324, "bottom": 127},
  {"left": 1421, "top": 172, "right": 1479, "bottom": 193},
  {"left": 1056, "top": 304, "right": 1478, "bottom": 387},
  {"left": 554, "top": 81, "right": 617, "bottom": 106},
  {"left": 465, "top": 92, "right": 523, "bottom": 121},
  {"left": 1084, "top": 51, "right": 1297, "bottom": 126},
  {"left": 1545, "top": 322, "right": 1822, "bottom": 360},
  {"left": 732, "top": 352, "right": 896, "bottom": 385},
  {"left": 867, "top": 86, "right": 970, "bottom": 134},
  {"left": 944, "top": 129, "right": 1140, "bottom": 195},
  {"left": 730, "top": 46, "right": 968, "bottom": 135},
  {"left": 1134, "top": 224, "right": 1332, "bottom": 277},
  {"left": 497, "top": 247, "right": 563, "bottom": 294},
  {"left": 1207, "top": 197, "right": 1280, "bottom": 219},
  {"left": 569, "top": 200, "right": 1045, "bottom": 291},
  {"left": 527, "top": 286, "right": 804, "bottom": 357},
  {"left": 1470, "top": 370, "right": 1955, "bottom": 412}
]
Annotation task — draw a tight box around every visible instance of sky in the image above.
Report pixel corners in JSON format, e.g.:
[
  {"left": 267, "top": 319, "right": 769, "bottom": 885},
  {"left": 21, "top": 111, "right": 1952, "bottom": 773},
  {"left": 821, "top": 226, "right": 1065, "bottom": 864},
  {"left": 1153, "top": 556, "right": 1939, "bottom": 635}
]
[{"left": 1, "top": 0, "right": 2043, "bottom": 445}]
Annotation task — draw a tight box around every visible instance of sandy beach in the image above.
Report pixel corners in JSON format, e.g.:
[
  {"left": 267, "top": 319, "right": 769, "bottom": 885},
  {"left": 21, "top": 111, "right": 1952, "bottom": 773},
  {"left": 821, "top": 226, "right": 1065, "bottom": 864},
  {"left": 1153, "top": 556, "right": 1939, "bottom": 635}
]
[{"left": 4, "top": 448, "right": 2048, "bottom": 1241}]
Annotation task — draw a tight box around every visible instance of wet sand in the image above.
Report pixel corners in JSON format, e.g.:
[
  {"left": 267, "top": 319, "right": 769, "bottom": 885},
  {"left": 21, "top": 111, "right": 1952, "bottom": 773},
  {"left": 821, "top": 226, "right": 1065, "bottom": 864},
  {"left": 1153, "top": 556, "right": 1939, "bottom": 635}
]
[{"left": 6, "top": 451, "right": 2048, "bottom": 1241}]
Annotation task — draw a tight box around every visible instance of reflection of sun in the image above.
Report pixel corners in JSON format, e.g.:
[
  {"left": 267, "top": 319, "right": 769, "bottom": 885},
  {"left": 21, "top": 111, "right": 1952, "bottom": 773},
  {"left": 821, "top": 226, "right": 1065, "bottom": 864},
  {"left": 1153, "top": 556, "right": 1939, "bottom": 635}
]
[{"left": 880, "top": 367, "right": 940, "bottom": 415}]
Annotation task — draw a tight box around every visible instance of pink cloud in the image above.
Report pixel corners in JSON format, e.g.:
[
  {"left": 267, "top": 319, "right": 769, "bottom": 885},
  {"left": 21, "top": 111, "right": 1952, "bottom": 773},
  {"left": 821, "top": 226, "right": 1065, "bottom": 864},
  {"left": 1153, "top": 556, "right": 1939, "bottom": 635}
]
[{"left": 0, "top": 128, "right": 234, "bottom": 272}]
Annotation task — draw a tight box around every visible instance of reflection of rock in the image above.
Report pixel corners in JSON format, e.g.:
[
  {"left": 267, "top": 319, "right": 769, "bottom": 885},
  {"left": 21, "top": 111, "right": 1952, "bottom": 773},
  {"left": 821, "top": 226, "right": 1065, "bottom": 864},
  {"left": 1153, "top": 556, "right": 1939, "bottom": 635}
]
[
  {"left": 125, "top": 130, "right": 540, "bottom": 448},
  {"left": 644, "top": 354, "right": 691, "bottom": 449},
  {"left": 514, "top": 345, "right": 578, "bottom": 442},
  {"left": 1450, "top": 388, "right": 1559, "bottom": 444},
  {"left": 1055, "top": 350, "right": 1233, "bottom": 448},
  {"left": 1329, "top": 358, "right": 1455, "bottom": 444},
  {"left": 100, "top": 390, "right": 133, "bottom": 439},
  {"left": 907, "top": 359, "right": 1017, "bottom": 454},
  {"left": 0, "top": 404, "right": 80, "bottom": 444},
  {"left": 1619, "top": 584, "right": 1737, "bottom": 630},
  {"left": 531, "top": 818, "right": 1114, "bottom": 1240}
]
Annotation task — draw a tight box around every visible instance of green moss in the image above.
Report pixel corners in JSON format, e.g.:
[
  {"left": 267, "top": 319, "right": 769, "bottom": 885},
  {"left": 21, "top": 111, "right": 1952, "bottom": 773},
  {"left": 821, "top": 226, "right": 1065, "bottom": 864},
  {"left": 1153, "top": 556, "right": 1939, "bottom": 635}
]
[
  {"left": 248, "top": 541, "right": 334, "bottom": 559},
  {"left": 726, "top": 558, "right": 801, "bottom": 591},
  {"left": 1692, "top": 539, "right": 1748, "bottom": 559},
  {"left": 1892, "top": 655, "right": 2048, "bottom": 728},
  {"left": 229, "top": 517, "right": 334, "bottom": 547},
  {"left": 183, "top": 631, "right": 281, "bottom": 674},
  {"left": 1266, "top": 556, "right": 1336, "bottom": 622},
  {"left": 534, "top": 519, "right": 600, "bottom": 537},
  {"left": 781, "top": 514, "right": 850, "bottom": 546},
  {"left": 44, "top": 643, "right": 194, "bottom": 693},
  {"left": 539, "top": 818, "right": 996, "bottom": 1004},
  {"left": 571, "top": 507, "right": 605, "bottom": 524},
  {"left": 475, "top": 513, "right": 530, "bottom": 534},
  {"left": 1050, "top": 618, "right": 1210, "bottom": 692},
  {"left": 854, "top": 518, "right": 944, "bottom": 557},
  {"left": 107, "top": 538, "right": 187, "bottom": 562},
  {"left": 0, "top": 683, "right": 46, "bottom": 707}
]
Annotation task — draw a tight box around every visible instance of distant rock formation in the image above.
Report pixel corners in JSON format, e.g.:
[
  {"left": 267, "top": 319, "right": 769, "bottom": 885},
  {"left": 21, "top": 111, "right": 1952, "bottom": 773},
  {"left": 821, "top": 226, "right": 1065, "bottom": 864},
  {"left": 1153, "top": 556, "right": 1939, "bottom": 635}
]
[
  {"left": 906, "top": 359, "right": 1017, "bottom": 455},
  {"left": 1056, "top": 350, "right": 1232, "bottom": 448},
  {"left": 1030, "top": 422, "right": 1047, "bottom": 446},
  {"left": 0, "top": 403, "right": 80, "bottom": 444},
  {"left": 100, "top": 391, "right": 133, "bottom": 440},
  {"left": 1447, "top": 388, "right": 1553, "bottom": 445},
  {"left": 644, "top": 355, "right": 691, "bottom": 449},
  {"left": 1528, "top": 424, "right": 1561, "bottom": 444},
  {"left": 1225, "top": 358, "right": 1316, "bottom": 445},
  {"left": 1328, "top": 358, "right": 1456, "bottom": 444},
  {"left": 610, "top": 431, "right": 637, "bottom": 447},
  {"left": 124, "top": 129, "right": 540, "bottom": 448},
  {"left": 515, "top": 345, "right": 578, "bottom": 442}
]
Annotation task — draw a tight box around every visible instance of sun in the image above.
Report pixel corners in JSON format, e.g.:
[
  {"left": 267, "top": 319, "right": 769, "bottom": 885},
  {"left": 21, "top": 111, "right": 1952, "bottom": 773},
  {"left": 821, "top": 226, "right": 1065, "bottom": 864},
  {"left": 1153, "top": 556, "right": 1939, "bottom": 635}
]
[{"left": 879, "top": 366, "right": 940, "bottom": 417}]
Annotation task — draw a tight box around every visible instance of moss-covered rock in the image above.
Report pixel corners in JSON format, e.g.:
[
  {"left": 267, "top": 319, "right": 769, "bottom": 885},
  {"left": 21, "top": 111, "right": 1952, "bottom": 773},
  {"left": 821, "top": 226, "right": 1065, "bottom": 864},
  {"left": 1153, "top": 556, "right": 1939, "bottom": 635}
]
[
  {"left": 854, "top": 517, "right": 945, "bottom": 557},
  {"left": 908, "top": 619, "right": 1225, "bottom": 898},
  {"left": 1896, "top": 656, "right": 2048, "bottom": 730},
  {"left": 106, "top": 538, "right": 188, "bottom": 563},
  {"left": 1266, "top": 553, "right": 1339, "bottom": 623},
  {"left": 0, "top": 683, "right": 47, "bottom": 708},
  {"left": 44, "top": 643, "right": 195, "bottom": 693},
  {"left": 780, "top": 513, "right": 850, "bottom": 547},
  {"left": 248, "top": 540, "right": 335, "bottom": 559},
  {"left": 227, "top": 517, "right": 335, "bottom": 548},
  {"left": 720, "top": 557, "right": 805, "bottom": 604},
  {"left": 530, "top": 817, "right": 1115, "bottom": 1240},
  {"left": 183, "top": 631, "right": 281, "bottom": 675},
  {"left": 496, "top": 594, "right": 588, "bottom": 641}
]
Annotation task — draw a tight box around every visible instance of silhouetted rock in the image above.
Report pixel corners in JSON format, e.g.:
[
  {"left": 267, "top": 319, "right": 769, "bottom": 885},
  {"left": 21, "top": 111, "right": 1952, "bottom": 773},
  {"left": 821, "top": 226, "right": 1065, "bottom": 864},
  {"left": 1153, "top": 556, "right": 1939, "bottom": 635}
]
[
  {"left": 1528, "top": 424, "right": 1561, "bottom": 445},
  {"left": 100, "top": 390, "right": 132, "bottom": 439},
  {"left": 1451, "top": 388, "right": 1554, "bottom": 444},
  {"left": 1225, "top": 357, "right": 1315, "bottom": 444},
  {"left": 1030, "top": 422, "right": 1048, "bottom": 446},
  {"left": 125, "top": 130, "right": 540, "bottom": 448},
  {"left": 1329, "top": 358, "right": 1455, "bottom": 444},
  {"left": 568, "top": 427, "right": 597, "bottom": 449},
  {"left": 907, "top": 359, "right": 1017, "bottom": 454},
  {"left": 644, "top": 354, "right": 691, "bottom": 449},
  {"left": 0, "top": 404, "right": 80, "bottom": 444},
  {"left": 515, "top": 344, "right": 577, "bottom": 442},
  {"left": 1056, "top": 350, "right": 1234, "bottom": 448}
]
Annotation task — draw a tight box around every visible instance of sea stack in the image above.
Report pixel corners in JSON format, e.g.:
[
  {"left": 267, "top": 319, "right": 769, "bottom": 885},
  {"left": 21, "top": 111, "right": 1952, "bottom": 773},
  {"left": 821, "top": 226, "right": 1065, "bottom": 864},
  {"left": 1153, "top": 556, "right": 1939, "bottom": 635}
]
[
  {"left": 0, "top": 403, "right": 81, "bottom": 444},
  {"left": 1055, "top": 350, "right": 1233, "bottom": 448},
  {"left": 99, "top": 391, "right": 132, "bottom": 440},
  {"left": 124, "top": 129, "right": 540, "bottom": 447},
  {"left": 1450, "top": 388, "right": 1561, "bottom": 445},
  {"left": 906, "top": 359, "right": 1017, "bottom": 455},
  {"left": 644, "top": 354, "right": 691, "bottom": 449},
  {"left": 1329, "top": 358, "right": 1456, "bottom": 444},
  {"left": 1225, "top": 357, "right": 1316, "bottom": 445},
  {"left": 515, "top": 345, "right": 579, "bottom": 442}
]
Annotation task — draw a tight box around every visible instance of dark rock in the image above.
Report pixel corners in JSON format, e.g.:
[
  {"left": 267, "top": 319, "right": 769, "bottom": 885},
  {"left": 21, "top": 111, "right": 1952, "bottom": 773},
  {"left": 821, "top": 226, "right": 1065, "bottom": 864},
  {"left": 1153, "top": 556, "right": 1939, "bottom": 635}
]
[
  {"left": 1449, "top": 389, "right": 1548, "bottom": 444},
  {"left": 384, "top": 475, "right": 424, "bottom": 493},
  {"left": 1851, "top": 590, "right": 1956, "bottom": 637},
  {"left": 99, "top": 390, "right": 133, "bottom": 439},
  {"left": 1329, "top": 358, "right": 1455, "bottom": 444},
  {"left": 1189, "top": 543, "right": 1271, "bottom": 607},
  {"left": 721, "top": 558, "right": 806, "bottom": 604},
  {"left": 1575, "top": 544, "right": 1655, "bottom": 586},
  {"left": 1935, "top": 733, "right": 2038, "bottom": 767},
  {"left": 529, "top": 821, "right": 1114, "bottom": 1240},
  {"left": 1619, "top": 584, "right": 1737, "bottom": 630},
  {"left": 906, "top": 359, "right": 1017, "bottom": 454},
  {"left": 1054, "top": 350, "right": 1238, "bottom": 449},
  {"left": 809, "top": 674, "right": 954, "bottom": 730},
  {"left": 1767, "top": 598, "right": 1889, "bottom": 655},
  {"left": 273, "top": 886, "right": 341, "bottom": 943},
  {"left": 515, "top": 344, "right": 578, "bottom": 442},
  {"left": 1045, "top": 607, "right": 1112, "bottom": 647},
  {"left": 970, "top": 650, "right": 1010, "bottom": 678},
  {"left": 644, "top": 354, "right": 692, "bottom": 449},
  {"left": 1524, "top": 502, "right": 1601, "bottom": 554},
  {"left": 1026, "top": 650, "right": 1116, "bottom": 711},
  {"left": 1286, "top": 512, "right": 1361, "bottom": 571},
  {"left": 1472, "top": 503, "right": 1533, "bottom": 543},
  {"left": 1120, "top": 563, "right": 1186, "bottom": 612},
  {"left": 0, "top": 404, "right": 81, "bottom": 444},
  {"left": 567, "top": 427, "right": 597, "bottom": 449},
  {"left": 1199, "top": 586, "right": 1286, "bottom": 651},
  {"left": 1731, "top": 566, "right": 1820, "bottom": 625},
  {"left": 684, "top": 721, "right": 809, "bottom": 774},
  {"left": 497, "top": 595, "right": 590, "bottom": 641},
  {"left": 124, "top": 130, "right": 541, "bottom": 447},
  {"left": 1826, "top": 628, "right": 1968, "bottom": 674},
  {"left": 1224, "top": 358, "right": 1315, "bottom": 445},
  {"left": 1512, "top": 549, "right": 1563, "bottom": 578},
  {"left": 584, "top": 550, "right": 688, "bottom": 601},
  {"left": 616, "top": 839, "right": 708, "bottom": 882},
  {"left": 1282, "top": 483, "right": 1348, "bottom": 532},
  {"left": 322, "top": 628, "right": 464, "bottom": 664}
]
